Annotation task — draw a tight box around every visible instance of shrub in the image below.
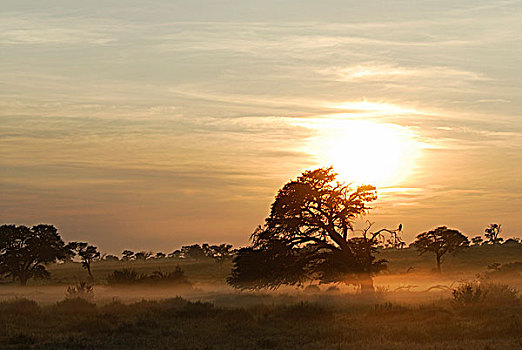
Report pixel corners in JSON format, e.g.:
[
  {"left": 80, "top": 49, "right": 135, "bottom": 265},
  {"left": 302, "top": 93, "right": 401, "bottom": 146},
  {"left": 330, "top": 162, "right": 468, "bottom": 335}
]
[
  {"left": 481, "top": 283, "right": 520, "bottom": 307},
  {"left": 452, "top": 282, "right": 484, "bottom": 306},
  {"left": 54, "top": 297, "right": 96, "bottom": 314},
  {"left": 0, "top": 298, "right": 40, "bottom": 315},
  {"left": 485, "top": 261, "right": 522, "bottom": 280},
  {"left": 452, "top": 281, "right": 520, "bottom": 307},
  {"left": 145, "top": 266, "right": 192, "bottom": 287},
  {"left": 304, "top": 284, "right": 321, "bottom": 294},
  {"left": 65, "top": 281, "right": 94, "bottom": 300},
  {"left": 326, "top": 285, "right": 340, "bottom": 293},
  {"left": 106, "top": 266, "right": 192, "bottom": 287},
  {"left": 107, "top": 268, "right": 144, "bottom": 285}
]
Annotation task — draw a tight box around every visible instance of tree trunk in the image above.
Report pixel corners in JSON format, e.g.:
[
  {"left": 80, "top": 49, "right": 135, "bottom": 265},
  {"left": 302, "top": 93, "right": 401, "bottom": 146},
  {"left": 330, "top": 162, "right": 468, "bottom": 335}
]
[
  {"left": 87, "top": 264, "right": 93, "bottom": 280},
  {"left": 436, "top": 254, "right": 441, "bottom": 273},
  {"left": 359, "top": 274, "right": 375, "bottom": 294}
]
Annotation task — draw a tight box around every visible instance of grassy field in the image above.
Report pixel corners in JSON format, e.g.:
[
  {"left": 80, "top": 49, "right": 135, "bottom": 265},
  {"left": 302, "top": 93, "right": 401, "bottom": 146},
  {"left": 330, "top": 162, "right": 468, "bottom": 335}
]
[
  {"left": 32, "top": 244, "right": 521, "bottom": 285},
  {"left": 1, "top": 293, "right": 521, "bottom": 350},
  {"left": 0, "top": 245, "right": 521, "bottom": 349}
]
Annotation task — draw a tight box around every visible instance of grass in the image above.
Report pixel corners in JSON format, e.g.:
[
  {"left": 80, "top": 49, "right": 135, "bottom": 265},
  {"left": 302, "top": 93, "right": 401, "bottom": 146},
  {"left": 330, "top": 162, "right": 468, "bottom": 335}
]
[
  {"left": 44, "top": 257, "right": 232, "bottom": 286},
  {"left": 0, "top": 294, "right": 520, "bottom": 350},
  {"left": 1, "top": 245, "right": 521, "bottom": 349}
]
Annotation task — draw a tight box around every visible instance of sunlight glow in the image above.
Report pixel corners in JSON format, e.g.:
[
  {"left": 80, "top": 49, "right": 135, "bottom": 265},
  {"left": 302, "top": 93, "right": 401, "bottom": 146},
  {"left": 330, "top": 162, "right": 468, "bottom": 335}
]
[
  {"left": 299, "top": 118, "right": 422, "bottom": 188},
  {"left": 328, "top": 101, "right": 418, "bottom": 115}
]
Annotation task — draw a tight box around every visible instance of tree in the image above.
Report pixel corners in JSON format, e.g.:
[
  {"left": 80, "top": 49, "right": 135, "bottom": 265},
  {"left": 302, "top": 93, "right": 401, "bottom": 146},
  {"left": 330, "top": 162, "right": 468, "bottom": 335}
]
[
  {"left": 121, "top": 250, "right": 134, "bottom": 261},
  {"left": 168, "top": 249, "right": 181, "bottom": 259},
  {"left": 103, "top": 254, "right": 119, "bottom": 262},
  {"left": 227, "top": 167, "right": 402, "bottom": 293},
  {"left": 134, "top": 251, "right": 152, "bottom": 260},
  {"left": 203, "top": 244, "right": 234, "bottom": 264},
  {"left": 484, "top": 223, "right": 503, "bottom": 244},
  {"left": 181, "top": 244, "right": 207, "bottom": 259},
  {"left": 0, "top": 224, "right": 71, "bottom": 285},
  {"left": 154, "top": 252, "right": 166, "bottom": 259},
  {"left": 67, "top": 242, "right": 100, "bottom": 279},
  {"left": 412, "top": 226, "right": 469, "bottom": 272}
]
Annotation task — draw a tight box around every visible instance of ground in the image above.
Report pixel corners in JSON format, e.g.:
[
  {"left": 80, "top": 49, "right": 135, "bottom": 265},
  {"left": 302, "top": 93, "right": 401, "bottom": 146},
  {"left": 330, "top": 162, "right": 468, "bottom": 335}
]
[{"left": 0, "top": 245, "right": 521, "bottom": 349}]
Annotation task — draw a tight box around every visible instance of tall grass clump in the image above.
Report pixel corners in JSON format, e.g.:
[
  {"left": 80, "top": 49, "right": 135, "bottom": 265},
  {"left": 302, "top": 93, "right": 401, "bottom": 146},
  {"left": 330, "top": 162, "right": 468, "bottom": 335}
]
[
  {"left": 65, "top": 281, "right": 94, "bottom": 300},
  {"left": 452, "top": 282, "right": 485, "bottom": 306},
  {"left": 107, "top": 268, "right": 144, "bottom": 285},
  {"left": 452, "top": 281, "right": 520, "bottom": 307}
]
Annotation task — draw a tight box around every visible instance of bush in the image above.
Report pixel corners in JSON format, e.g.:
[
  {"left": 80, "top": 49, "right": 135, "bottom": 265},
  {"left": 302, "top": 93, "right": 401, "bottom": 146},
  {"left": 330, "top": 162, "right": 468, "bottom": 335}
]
[
  {"left": 107, "top": 268, "right": 144, "bottom": 285},
  {"left": 54, "top": 297, "right": 96, "bottom": 314},
  {"left": 481, "top": 283, "right": 520, "bottom": 307},
  {"left": 107, "top": 266, "right": 192, "bottom": 287},
  {"left": 145, "top": 266, "right": 192, "bottom": 287},
  {"left": 65, "top": 281, "right": 94, "bottom": 300},
  {"left": 0, "top": 298, "right": 40, "bottom": 315},
  {"left": 304, "top": 284, "right": 321, "bottom": 293},
  {"left": 485, "top": 261, "right": 522, "bottom": 279},
  {"left": 452, "top": 282, "right": 484, "bottom": 306},
  {"left": 452, "top": 282, "right": 520, "bottom": 307}
]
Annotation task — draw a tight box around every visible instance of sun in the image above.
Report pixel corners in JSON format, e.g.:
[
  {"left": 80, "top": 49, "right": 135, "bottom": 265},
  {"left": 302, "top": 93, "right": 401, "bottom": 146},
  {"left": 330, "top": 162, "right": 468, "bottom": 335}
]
[{"left": 300, "top": 119, "right": 421, "bottom": 187}]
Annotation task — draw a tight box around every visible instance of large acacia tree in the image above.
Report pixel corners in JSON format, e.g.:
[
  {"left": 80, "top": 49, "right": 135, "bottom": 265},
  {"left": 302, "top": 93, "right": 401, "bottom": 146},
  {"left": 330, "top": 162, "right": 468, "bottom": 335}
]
[
  {"left": 227, "top": 167, "right": 402, "bottom": 293},
  {"left": 0, "top": 224, "right": 71, "bottom": 285}
]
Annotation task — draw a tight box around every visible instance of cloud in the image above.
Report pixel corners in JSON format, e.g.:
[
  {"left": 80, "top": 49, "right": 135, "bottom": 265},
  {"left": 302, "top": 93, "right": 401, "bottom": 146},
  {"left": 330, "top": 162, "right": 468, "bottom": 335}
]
[{"left": 320, "top": 64, "right": 488, "bottom": 82}]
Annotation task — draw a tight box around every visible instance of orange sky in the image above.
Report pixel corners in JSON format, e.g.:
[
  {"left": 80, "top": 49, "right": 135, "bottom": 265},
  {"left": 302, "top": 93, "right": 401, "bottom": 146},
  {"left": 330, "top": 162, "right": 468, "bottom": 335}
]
[{"left": 1, "top": 1, "right": 521, "bottom": 253}]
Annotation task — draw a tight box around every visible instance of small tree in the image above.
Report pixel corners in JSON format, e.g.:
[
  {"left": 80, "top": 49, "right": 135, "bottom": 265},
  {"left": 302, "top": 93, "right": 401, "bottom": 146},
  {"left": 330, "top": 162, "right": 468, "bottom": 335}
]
[
  {"left": 103, "top": 254, "right": 119, "bottom": 262},
  {"left": 121, "top": 250, "right": 134, "bottom": 261},
  {"left": 168, "top": 250, "right": 182, "bottom": 259},
  {"left": 0, "top": 224, "right": 72, "bottom": 285},
  {"left": 203, "top": 244, "right": 234, "bottom": 264},
  {"left": 134, "top": 251, "right": 152, "bottom": 260},
  {"left": 484, "top": 223, "right": 503, "bottom": 244},
  {"left": 155, "top": 252, "right": 166, "bottom": 259},
  {"left": 412, "top": 226, "right": 469, "bottom": 272},
  {"left": 181, "top": 244, "right": 207, "bottom": 259},
  {"left": 68, "top": 242, "right": 100, "bottom": 279}
]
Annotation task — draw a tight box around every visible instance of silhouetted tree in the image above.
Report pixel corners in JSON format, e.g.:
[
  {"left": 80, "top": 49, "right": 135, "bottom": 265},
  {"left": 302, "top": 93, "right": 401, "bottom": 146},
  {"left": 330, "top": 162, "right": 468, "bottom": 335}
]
[
  {"left": 155, "top": 252, "right": 166, "bottom": 259},
  {"left": 134, "top": 251, "right": 152, "bottom": 260},
  {"left": 168, "top": 250, "right": 181, "bottom": 259},
  {"left": 412, "top": 226, "right": 469, "bottom": 272},
  {"left": 0, "top": 224, "right": 71, "bottom": 285},
  {"left": 485, "top": 223, "right": 503, "bottom": 244},
  {"left": 121, "top": 250, "right": 134, "bottom": 261},
  {"left": 227, "top": 167, "right": 402, "bottom": 293},
  {"left": 181, "top": 244, "right": 207, "bottom": 259},
  {"left": 103, "top": 254, "right": 119, "bottom": 262},
  {"left": 67, "top": 242, "right": 100, "bottom": 279},
  {"left": 203, "top": 244, "right": 234, "bottom": 264}
]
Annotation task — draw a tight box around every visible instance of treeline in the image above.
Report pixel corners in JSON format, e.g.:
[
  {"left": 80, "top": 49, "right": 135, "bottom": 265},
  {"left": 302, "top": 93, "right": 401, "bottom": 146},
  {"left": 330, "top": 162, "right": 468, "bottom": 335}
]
[
  {"left": 0, "top": 224, "right": 236, "bottom": 286},
  {"left": 0, "top": 222, "right": 521, "bottom": 287},
  {"left": 109, "top": 243, "right": 235, "bottom": 263}
]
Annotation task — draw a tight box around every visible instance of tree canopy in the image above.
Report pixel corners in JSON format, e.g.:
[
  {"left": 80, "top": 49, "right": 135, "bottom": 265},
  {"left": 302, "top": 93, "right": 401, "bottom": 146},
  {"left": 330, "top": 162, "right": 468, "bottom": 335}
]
[
  {"left": 0, "top": 224, "right": 71, "bottom": 285},
  {"left": 412, "top": 226, "right": 469, "bottom": 272},
  {"left": 228, "top": 167, "right": 402, "bottom": 292},
  {"left": 484, "top": 223, "right": 503, "bottom": 244},
  {"left": 67, "top": 241, "right": 100, "bottom": 279}
]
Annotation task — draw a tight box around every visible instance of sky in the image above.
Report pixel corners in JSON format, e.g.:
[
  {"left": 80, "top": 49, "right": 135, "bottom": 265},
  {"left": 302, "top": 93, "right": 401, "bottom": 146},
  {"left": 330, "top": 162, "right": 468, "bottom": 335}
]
[{"left": 1, "top": 0, "right": 521, "bottom": 253}]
